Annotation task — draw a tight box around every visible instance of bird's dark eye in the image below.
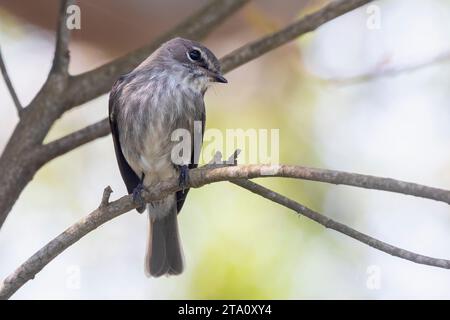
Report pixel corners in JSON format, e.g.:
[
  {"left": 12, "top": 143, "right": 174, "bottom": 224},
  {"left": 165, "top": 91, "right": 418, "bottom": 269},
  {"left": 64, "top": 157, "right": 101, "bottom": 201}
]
[{"left": 188, "top": 49, "right": 202, "bottom": 61}]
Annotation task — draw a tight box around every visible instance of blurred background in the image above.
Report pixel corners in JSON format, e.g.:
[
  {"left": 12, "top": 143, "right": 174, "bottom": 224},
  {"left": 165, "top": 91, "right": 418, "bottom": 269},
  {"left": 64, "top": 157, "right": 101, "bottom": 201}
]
[{"left": 0, "top": 0, "right": 450, "bottom": 299}]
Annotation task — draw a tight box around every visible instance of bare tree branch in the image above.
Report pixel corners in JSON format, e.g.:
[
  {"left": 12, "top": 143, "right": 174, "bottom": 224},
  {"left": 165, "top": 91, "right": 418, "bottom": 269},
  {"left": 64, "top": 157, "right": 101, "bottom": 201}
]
[
  {"left": 99, "top": 186, "right": 113, "bottom": 208},
  {"left": 325, "top": 51, "right": 450, "bottom": 85},
  {"left": 232, "top": 179, "right": 450, "bottom": 269},
  {"left": 36, "top": 131, "right": 450, "bottom": 216},
  {"left": 0, "top": 0, "right": 78, "bottom": 228},
  {"left": 220, "top": 0, "right": 374, "bottom": 72},
  {"left": 2, "top": 161, "right": 449, "bottom": 299},
  {"left": 44, "top": 0, "right": 374, "bottom": 161},
  {"left": 35, "top": 119, "right": 110, "bottom": 164},
  {"left": 192, "top": 164, "right": 450, "bottom": 205},
  {"left": 37, "top": 126, "right": 450, "bottom": 206},
  {"left": 0, "top": 47, "right": 22, "bottom": 116},
  {"left": 51, "top": 0, "right": 75, "bottom": 75}
]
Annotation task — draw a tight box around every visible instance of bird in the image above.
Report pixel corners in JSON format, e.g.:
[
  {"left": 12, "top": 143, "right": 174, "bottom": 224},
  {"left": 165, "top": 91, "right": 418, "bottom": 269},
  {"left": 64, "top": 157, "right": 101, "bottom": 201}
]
[{"left": 108, "top": 37, "right": 227, "bottom": 277}]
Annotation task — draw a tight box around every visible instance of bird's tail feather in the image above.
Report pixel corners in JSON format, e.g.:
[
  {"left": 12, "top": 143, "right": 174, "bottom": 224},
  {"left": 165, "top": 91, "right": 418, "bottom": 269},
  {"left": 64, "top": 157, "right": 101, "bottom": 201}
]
[{"left": 145, "top": 196, "right": 184, "bottom": 277}]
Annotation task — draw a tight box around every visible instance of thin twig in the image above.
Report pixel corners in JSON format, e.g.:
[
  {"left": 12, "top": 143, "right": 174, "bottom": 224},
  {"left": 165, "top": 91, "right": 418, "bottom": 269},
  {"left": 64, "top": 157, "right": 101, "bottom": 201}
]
[
  {"left": 325, "top": 51, "right": 450, "bottom": 85},
  {"left": 220, "top": 0, "right": 374, "bottom": 72},
  {"left": 51, "top": 0, "right": 75, "bottom": 75},
  {"left": 0, "top": 47, "right": 22, "bottom": 116},
  {"left": 205, "top": 150, "right": 241, "bottom": 168},
  {"left": 1, "top": 161, "right": 450, "bottom": 299},
  {"left": 99, "top": 186, "right": 113, "bottom": 208},
  {"left": 232, "top": 179, "right": 450, "bottom": 269}
]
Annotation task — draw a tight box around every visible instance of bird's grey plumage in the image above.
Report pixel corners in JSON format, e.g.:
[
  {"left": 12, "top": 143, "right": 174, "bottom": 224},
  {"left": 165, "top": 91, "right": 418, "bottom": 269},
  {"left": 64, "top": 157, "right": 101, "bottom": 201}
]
[{"left": 109, "top": 37, "right": 226, "bottom": 277}]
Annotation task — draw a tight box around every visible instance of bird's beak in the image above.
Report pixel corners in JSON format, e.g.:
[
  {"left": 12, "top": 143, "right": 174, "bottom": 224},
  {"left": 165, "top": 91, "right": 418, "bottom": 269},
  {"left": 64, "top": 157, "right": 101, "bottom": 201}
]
[{"left": 211, "top": 72, "right": 228, "bottom": 83}]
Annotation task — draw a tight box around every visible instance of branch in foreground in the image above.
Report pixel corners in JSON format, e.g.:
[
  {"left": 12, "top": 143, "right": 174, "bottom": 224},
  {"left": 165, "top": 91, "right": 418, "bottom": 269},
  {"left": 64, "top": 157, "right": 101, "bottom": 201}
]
[
  {"left": 1, "top": 163, "right": 450, "bottom": 299},
  {"left": 39, "top": 132, "right": 450, "bottom": 208},
  {"left": 195, "top": 164, "right": 450, "bottom": 205},
  {"left": 0, "top": 47, "right": 22, "bottom": 116},
  {"left": 45, "top": 0, "right": 374, "bottom": 161},
  {"left": 39, "top": 128, "right": 450, "bottom": 206}
]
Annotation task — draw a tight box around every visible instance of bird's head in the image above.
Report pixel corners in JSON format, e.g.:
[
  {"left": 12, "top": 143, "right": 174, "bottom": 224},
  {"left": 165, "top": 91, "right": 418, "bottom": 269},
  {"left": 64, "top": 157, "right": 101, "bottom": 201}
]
[{"left": 154, "top": 37, "right": 227, "bottom": 93}]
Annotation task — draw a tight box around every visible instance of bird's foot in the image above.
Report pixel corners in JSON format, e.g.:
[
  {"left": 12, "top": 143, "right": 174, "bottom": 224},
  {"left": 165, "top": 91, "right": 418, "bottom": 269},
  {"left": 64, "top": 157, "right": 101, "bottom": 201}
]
[
  {"left": 132, "top": 182, "right": 145, "bottom": 211},
  {"left": 178, "top": 165, "right": 189, "bottom": 192}
]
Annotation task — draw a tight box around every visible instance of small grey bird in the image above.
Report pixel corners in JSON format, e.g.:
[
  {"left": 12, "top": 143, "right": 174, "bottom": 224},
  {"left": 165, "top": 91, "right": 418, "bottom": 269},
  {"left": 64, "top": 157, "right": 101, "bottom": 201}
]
[{"left": 109, "top": 38, "right": 227, "bottom": 277}]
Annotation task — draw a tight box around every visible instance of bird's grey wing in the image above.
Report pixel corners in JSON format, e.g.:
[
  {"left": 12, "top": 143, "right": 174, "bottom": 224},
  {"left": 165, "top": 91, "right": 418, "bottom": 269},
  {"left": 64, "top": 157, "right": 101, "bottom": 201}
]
[
  {"left": 175, "top": 110, "right": 205, "bottom": 213},
  {"left": 109, "top": 76, "right": 141, "bottom": 195}
]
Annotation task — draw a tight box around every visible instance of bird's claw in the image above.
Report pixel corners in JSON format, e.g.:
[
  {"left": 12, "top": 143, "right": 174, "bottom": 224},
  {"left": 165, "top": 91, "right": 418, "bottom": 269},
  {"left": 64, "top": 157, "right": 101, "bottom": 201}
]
[
  {"left": 132, "top": 182, "right": 145, "bottom": 209},
  {"left": 178, "top": 165, "right": 189, "bottom": 192}
]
